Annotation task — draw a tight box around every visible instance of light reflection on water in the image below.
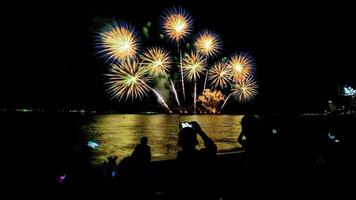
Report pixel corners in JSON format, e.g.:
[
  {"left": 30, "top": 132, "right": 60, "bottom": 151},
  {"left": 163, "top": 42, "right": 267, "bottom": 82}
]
[{"left": 82, "top": 114, "right": 243, "bottom": 165}]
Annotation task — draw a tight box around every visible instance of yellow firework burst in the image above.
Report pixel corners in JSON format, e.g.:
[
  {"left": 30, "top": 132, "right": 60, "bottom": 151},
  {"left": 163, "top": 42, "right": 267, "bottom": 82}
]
[
  {"left": 161, "top": 7, "right": 193, "bottom": 42},
  {"left": 105, "top": 59, "right": 151, "bottom": 101},
  {"left": 228, "top": 52, "right": 255, "bottom": 82},
  {"left": 194, "top": 30, "right": 222, "bottom": 57},
  {"left": 198, "top": 89, "right": 225, "bottom": 113},
  {"left": 208, "top": 61, "right": 232, "bottom": 89},
  {"left": 141, "top": 47, "right": 172, "bottom": 77},
  {"left": 231, "top": 77, "right": 258, "bottom": 102},
  {"left": 182, "top": 52, "right": 206, "bottom": 81},
  {"left": 97, "top": 21, "right": 139, "bottom": 62}
]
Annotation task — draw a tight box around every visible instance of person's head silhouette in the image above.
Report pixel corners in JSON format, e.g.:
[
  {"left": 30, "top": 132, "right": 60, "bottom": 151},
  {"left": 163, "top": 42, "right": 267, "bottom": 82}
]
[
  {"left": 241, "top": 114, "right": 262, "bottom": 136},
  {"left": 140, "top": 137, "right": 148, "bottom": 145},
  {"left": 178, "top": 127, "right": 198, "bottom": 151}
]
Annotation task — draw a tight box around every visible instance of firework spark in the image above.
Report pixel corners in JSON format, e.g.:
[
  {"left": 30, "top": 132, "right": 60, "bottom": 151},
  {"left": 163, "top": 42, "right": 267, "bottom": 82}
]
[
  {"left": 179, "top": 52, "right": 186, "bottom": 101},
  {"left": 150, "top": 87, "right": 172, "bottom": 113},
  {"left": 161, "top": 7, "right": 193, "bottom": 43},
  {"left": 96, "top": 20, "right": 139, "bottom": 62},
  {"left": 231, "top": 77, "right": 258, "bottom": 102},
  {"left": 170, "top": 79, "right": 181, "bottom": 107},
  {"left": 194, "top": 82, "right": 197, "bottom": 113},
  {"left": 220, "top": 93, "right": 231, "bottom": 111},
  {"left": 194, "top": 30, "right": 222, "bottom": 57},
  {"left": 105, "top": 59, "right": 151, "bottom": 101},
  {"left": 208, "top": 61, "right": 232, "bottom": 89},
  {"left": 228, "top": 52, "right": 255, "bottom": 82},
  {"left": 141, "top": 47, "right": 172, "bottom": 77},
  {"left": 182, "top": 52, "right": 206, "bottom": 81}
]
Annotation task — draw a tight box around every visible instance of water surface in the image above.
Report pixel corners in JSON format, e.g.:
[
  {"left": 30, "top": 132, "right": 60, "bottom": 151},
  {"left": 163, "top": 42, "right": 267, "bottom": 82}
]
[{"left": 81, "top": 114, "right": 243, "bottom": 164}]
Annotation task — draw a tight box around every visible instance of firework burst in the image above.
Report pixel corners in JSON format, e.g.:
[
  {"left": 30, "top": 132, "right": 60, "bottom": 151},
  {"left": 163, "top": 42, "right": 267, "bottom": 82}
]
[
  {"left": 141, "top": 47, "right": 172, "bottom": 77},
  {"left": 228, "top": 52, "right": 255, "bottom": 82},
  {"left": 96, "top": 6, "right": 259, "bottom": 113},
  {"left": 194, "top": 30, "right": 222, "bottom": 57},
  {"left": 198, "top": 89, "right": 225, "bottom": 113},
  {"left": 96, "top": 20, "right": 140, "bottom": 62},
  {"left": 182, "top": 52, "right": 206, "bottom": 81},
  {"left": 105, "top": 59, "right": 151, "bottom": 101},
  {"left": 231, "top": 77, "right": 258, "bottom": 102},
  {"left": 208, "top": 61, "right": 232, "bottom": 89},
  {"left": 161, "top": 7, "right": 193, "bottom": 43}
]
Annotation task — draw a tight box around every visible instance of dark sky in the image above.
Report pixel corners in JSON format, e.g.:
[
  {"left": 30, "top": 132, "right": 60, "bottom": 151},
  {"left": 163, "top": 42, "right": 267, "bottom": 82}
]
[{"left": 1, "top": 0, "right": 355, "bottom": 113}]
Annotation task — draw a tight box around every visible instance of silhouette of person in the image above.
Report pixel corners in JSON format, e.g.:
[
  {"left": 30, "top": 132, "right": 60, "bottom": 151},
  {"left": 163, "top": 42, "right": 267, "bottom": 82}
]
[
  {"left": 116, "top": 137, "right": 154, "bottom": 199},
  {"left": 177, "top": 121, "right": 217, "bottom": 160},
  {"left": 102, "top": 155, "right": 118, "bottom": 180},
  {"left": 238, "top": 113, "right": 264, "bottom": 152},
  {"left": 238, "top": 113, "right": 275, "bottom": 182},
  {"left": 117, "top": 137, "right": 152, "bottom": 179},
  {"left": 173, "top": 121, "right": 218, "bottom": 200},
  {"left": 131, "top": 137, "right": 151, "bottom": 165}
]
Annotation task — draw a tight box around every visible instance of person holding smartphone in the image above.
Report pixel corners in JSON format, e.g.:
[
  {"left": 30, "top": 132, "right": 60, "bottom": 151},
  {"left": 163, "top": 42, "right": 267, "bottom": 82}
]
[
  {"left": 177, "top": 121, "right": 217, "bottom": 160},
  {"left": 171, "top": 121, "right": 218, "bottom": 199}
]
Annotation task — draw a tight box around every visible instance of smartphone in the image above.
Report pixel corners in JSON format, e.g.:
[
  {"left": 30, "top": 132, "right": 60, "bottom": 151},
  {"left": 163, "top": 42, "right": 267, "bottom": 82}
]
[{"left": 180, "top": 122, "right": 193, "bottom": 129}]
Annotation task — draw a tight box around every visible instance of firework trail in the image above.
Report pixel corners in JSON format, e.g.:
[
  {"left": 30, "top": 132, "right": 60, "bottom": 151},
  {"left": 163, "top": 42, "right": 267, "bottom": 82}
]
[
  {"left": 220, "top": 93, "right": 231, "bottom": 111},
  {"left": 194, "top": 81, "right": 197, "bottom": 113},
  {"left": 182, "top": 51, "right": 205, "bottom": 110},
  {"left": 203, "top": 55, "right": 209, "bottom": 91},
  {"left": 203, "top": 75, "right": 208, "bottom": 90},
  {"left": 162, "top": 6, "right": 193, "bottom": 102},
  {"left": 179, "top": 46, "right": 186, "bottom": 102},
  {"left": 194, "top": 30, "right": 222, "bottom": 91},
  {"left": 96, "top": 20, "right": 139, "bottom": 63},
  {"left": 170, "top": 79, "right": 181, "bottom": 107},
  {"left": 203, "top": 75, "right": 209, "bottom": 91},
  {"left": 149, "top": 86, "right": 172, "bottom": 113}
]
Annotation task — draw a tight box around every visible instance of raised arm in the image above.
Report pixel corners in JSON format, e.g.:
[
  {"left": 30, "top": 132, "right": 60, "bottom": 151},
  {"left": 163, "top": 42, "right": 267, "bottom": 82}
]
[{"left": 192, "top": 121, "right": 217, "bottom": 154}]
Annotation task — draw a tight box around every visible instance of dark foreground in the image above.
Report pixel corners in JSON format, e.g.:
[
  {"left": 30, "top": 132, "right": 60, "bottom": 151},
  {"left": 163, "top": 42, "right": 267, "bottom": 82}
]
[{"left": 2, "top": 112, "right": 355, "bottom": 199}]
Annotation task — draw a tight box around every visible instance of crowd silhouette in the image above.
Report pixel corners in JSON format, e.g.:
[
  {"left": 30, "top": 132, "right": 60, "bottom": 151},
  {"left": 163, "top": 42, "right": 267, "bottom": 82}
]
[{"left": 45, "top": 114, "right": 354, "bottom": 199}]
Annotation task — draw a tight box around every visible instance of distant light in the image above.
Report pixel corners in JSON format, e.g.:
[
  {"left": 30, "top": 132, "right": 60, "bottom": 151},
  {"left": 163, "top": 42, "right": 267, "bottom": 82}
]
[
  {"left": 87, "top": 141, "right": 99, "bottom": 149},
  {"left": 144, "top": 111, "right": 156, "bottom": 114},
  {"left": 328, "top": 133, "right": 335, "bottom": 140},
  {"left": 58, "top": 175, "right": 66, "bottom": 184},
  {"left": 342, "top": 86, "right": 356, "bottom": 96},
  {"left": 328, "top": 132, "right": 340, "bottom": 143},
  {"left": 15, "top": 109, "right": 33, "bottom": 113}
]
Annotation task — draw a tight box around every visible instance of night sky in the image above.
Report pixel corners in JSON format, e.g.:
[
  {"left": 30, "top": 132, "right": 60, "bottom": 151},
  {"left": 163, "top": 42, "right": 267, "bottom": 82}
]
[{"left": 1, "top": 0, "right": 355, "bottom": 113}]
